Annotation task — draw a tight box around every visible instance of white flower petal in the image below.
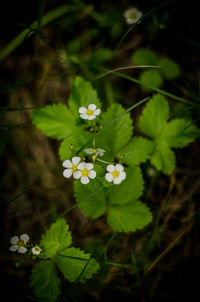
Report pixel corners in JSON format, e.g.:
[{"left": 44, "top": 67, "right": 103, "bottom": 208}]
[
  {"left": 105, "top": 173, "right": 113, "bottom": 182},
  {"left": 81, "top": 176, "right": 89, "bottom": 184},
  {"left": 94, "top": 108, "right": 101, "bottom": 116},
  {"left": 9, "top": 245, "right": 18, "bottom": 252},
  {"left": 72, "top": 156, "right": 81, "bottom": 165},
  {"left": 73, "top": 171, "right": 81, "bottom": 179},
  {"left": 20, "top": 234, "right": 29, "bottom": 242},
  {"left": 87, "top": 115, "right": 96, "bottom": 120},
  {"left": 32, "top": 246, "right": 41, "bottom": 255},
  {"left": 63, "top": 160, "right": 72, "bottom": 168},
  {"left": 85, "top": 163, "right": 94, "bottom": 170},
  {"left": 80, "top": 114, "right": 88, "bottom": 120},
  {"left": 84, "top": 148, "right": 93, "bottom": 154},
  {"left": 89, "top": 170, "right": 96, "bottom": 179},
  {"left": 116, "top": 164, "right": 124, "bottom": 172},
  {"left": 79, "top": 107, "right": 87, "bottom": 114},
  {"left": 63, "top": 169, "right": 73, "bottom": 178},
  {"left": 10, "top": 236, "right": 19, "bottom": 244},
  {"left": 18, "top": 246, "right": 27, "bottom": 254},
  {"left": 77, "top": 162, "right": 85, "bottom": 170},
  {"left": 97, "top": 148, "right": 105, "bottom": 156},
  {"left": 107, "top": 164, "right": 115, "bottom": 172},
  {"left": 88, "top": 104, "right": 96, "bottom": 111},
  {"left": 113, "top": 177, "right": 122, "bottom": 185},
  {"left": 120, "top": 171, "right": 126, "bottom": 180}
]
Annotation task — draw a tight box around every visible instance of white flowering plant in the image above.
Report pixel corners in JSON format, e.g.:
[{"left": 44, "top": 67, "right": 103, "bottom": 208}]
[{"left": 31, "top": 76, "right": 199, "bottom": 234}]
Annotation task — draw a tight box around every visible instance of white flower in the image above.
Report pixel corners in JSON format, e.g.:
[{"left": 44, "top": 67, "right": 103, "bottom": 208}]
[
  {"left": 123, "top": 7, "right": 143, "bottom": 25},
  {"left": 32, "top": 246, "right": 42, "bottom": 255},
  {"left": 9, "top": 234, "right": 29, "bottom": 253},
  {"left": 75, "top": 162, "right": 96, "bottom": 184},
  {"left": 105, "top": 164, "right": 126, "bottom": 185},
  {"left": 63, "top": 157, "right": 82, "bottom": 179},
  {"left": 84, "top": 148, "right": 105, "bottom": 157},
  {"left": 79, "top": 104, "right": 101, "bottom": 120}
]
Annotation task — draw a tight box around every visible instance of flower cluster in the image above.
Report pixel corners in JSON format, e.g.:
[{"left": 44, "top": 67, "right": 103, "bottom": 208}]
[
  {"left": 9, "top": 234, "right": 41, "bottom": 256},
  {"left": 63, "top": 157, "right": 96, "bottom": 184},
  {"left": 63, "top": 104, "right": 127, "bottom": 185}
]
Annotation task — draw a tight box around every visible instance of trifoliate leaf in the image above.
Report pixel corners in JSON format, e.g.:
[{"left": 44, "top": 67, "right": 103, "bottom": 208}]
[
  {"left": 158, "top": 119, "right": 200, "bottom": 148},
  {"left": 132, "top": 49, "right": 158, "bottom": 65},
  {"left": 158, "top": 57, "right": 180, "bottom": 80},
  {"left": 108, "top": 167, "right": 144, "bottom": 206},
  {"left": 98, "top": 104, "right": 133, "bottom": 153},
  {"left": 74, "top": 178, "right": 106, "bottom": 219},
  {"left": 55, "top": 247, "right": 99, "bottom": 283},
  {"left": 31, "top": 104, "right": 76, "bottom": 139},
  {"left": 117, "top": 137, "right": 154, "bottom": 165},
  {"left": 59, "top": 130, "right": 92, "bottom": 161},
  {"left": 68, "top": 77, "right": 101, "bottom": 118},
  {"left": 139, "top": 70, "right": 163, "bottom": 92},
  {"left": 151, "top": 144, "right": 176, "bottom": 174},
  {"left": 107, "top": 201, "right": 152, "bottom": 233},
  {"left": 139, "top": 94, "right": 169, "bottom": 138},
  {"left": 40, "top": 218, "right": 72, "bottom": 259},
  {"left": 31, "top": 260, "right": 61, "bottom": 302}
]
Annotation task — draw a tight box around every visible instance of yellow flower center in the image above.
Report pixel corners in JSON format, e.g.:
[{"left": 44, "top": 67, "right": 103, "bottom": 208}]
[
  {"left": 92, "top": 149, "right": 97, "bottom": 154},
  {"left": 35, "top": 247, "right": 40, "bottom": 252},
  {"left": 129, "top": 12, "right": 137, "bottom": 20},
  {"left": 112, "top": 170, "right": 119, "bottom": 178},
  {"left": 17, "top": 240, "right": 25, "bottom": 247},
  {"left": 81, "top": 169, "right": 89, "bottom": 176},
  {"left": 72, "top": 165, "right": 77, "bottom": 171},
  {"left": 86, "top": 109, "right": 94, "bottom": 116}
]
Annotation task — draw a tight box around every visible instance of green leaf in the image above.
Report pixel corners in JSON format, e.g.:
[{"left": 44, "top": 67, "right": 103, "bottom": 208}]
[
  {"left": 31, "top": 260, "right": 61, "bottom": 302},
  {"left": 132, "top": 49, "right": 158, "bottom": 65},
  {"left": 55, "top": 247, "right": 99, "bottom": 283},
  {"left": 117, "top": 137, "right": 154, "bottom": 165},
  {"left": 31, "top": 104, "right": 76, "bottom": 139},
  {"left": 59, "top": 130, "right": 92, "bottom": 161},
  {"left": 107, "top": 201, "right": 152, "bottom": 233},
  {"left": 139, "top": 70, "right": 163, "bottom": 92},
  {"left": 74, "top": 178, "right": 107, "bottom": 219},
  {"left": 159, "top": 119, "right": 200, "bottom": 148},
  {"left": 98, "top": 104, "right": 133, "bottom": 153},
  {"left": 151, "top": 144, "right": 176, "bottom": 174},
  {"left": 108, "top": 167, "right": 144, "bottom": 206},
  {"left": 40, "top": 218, "right": 72, "bottom": 259},
  {"left": 68, "top": 77, "right": 101, "bottom": 118},
  {"left": 139, "top": 94, "right": 169, "bottom": 138},
  {"left": 158, "top": 57, "right": 180, "bottom": 80}
]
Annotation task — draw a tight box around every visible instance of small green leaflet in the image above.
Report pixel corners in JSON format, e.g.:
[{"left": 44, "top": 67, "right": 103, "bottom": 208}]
[
  {"left": 40, "top": 218, "right": 72, "bottom": 259},
  {"left": 31, "top": 104, "right": 77, "bottom": 139},
  {"left": 108, "top": 167, "right": 144, "bottom": 206},
  {"left": 139, "top": 94, "right": 199, "bottom": 174},
  {"left": 158, "top": 57, "right": 180, "bottom": 80},
  {"left": 59, "top": 130, "right": 92, "bottom": 161},
  {"left": 139, "top": 94, "right": 169, "bottom": 138},
  {"left": 97, "top": 104, "right": 133, "bottom": 153},
  {"left": 117, "top": 137, "right": 154, "bottom": 166},
  {"left": 55, "top": 247, "right": 100, "bottom": 283},
  {"left": 107, "top": 201, "right": 152, "bottom": 233},
  {"left": 68, "top": 76, "right": 102, "bottom": 118},
  {"left": 151, "top": 144, "right": 176, "bottom": 175},
  {"left": 31, "top": 260, "right": 61, "bottom": 302},
  {"left": 158, "top": 119, "right": 200, "bottom": 148},
  {"left": 74, "top": 178, "right": 107, "bottom": 219}
]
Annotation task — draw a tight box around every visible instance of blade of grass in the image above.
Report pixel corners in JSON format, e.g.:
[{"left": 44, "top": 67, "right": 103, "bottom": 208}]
[
  {"left": 0, "top": 4, "right": 75, "bottom": 62},
  {"left": 35, "top": 0, "right": 46, "bottom": 55},
  {"left": 114, "top": 71, "right": 196, "bottom": 105}
]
